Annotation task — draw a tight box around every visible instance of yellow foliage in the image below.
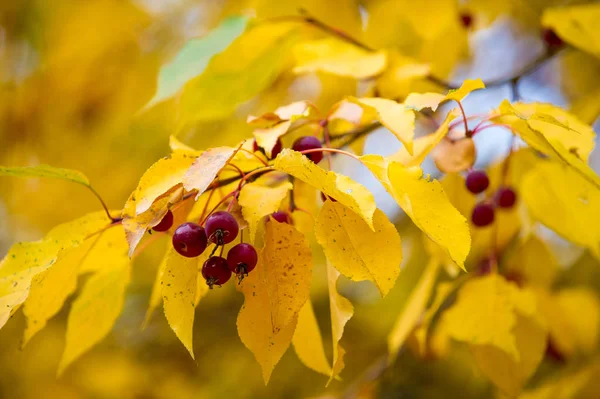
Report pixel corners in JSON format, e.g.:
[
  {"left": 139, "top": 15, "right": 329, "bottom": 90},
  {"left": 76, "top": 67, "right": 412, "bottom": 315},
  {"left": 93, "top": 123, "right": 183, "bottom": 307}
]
[
  {"left": 327, "top": 263, "right": 354, "bottom": 384},
  {"left": 292, "top": 300, "right": 332, "bottom": 377},
  {"left": 543, "top": 4, "right": 600, "bottom": 59}
]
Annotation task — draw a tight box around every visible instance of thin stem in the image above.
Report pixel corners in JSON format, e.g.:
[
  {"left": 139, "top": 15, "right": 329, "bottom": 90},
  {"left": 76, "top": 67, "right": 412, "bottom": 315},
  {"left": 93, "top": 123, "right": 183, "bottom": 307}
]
[
  {"left": 225, "top": 163, "right": 245, "bottom": 178},
  {"left": 300, "top": 147, "right": 359, "bottom": 160},
  {"left": 236, "top": 166, "right": 275, "bottom": 191},
  {"left": 323, "top": 124, "right": 333, "bottom": 170},
  {"left": 238, "top": 148, "right": 269, "bottom": 166},
  {"left": 200, "top": 191, "right": 238, "bottom": 225},
  {"left": 88, "top": 185, "right": 118, "bottom": 222},
  {"left": 288, "top": 176, "right": 297, "bottom": 212},
  {"left": 198, "top": 187, "right": 218, "bottom": 223},
  {"left": 454, "top": 100, "right": 470, "bottom": 136}
]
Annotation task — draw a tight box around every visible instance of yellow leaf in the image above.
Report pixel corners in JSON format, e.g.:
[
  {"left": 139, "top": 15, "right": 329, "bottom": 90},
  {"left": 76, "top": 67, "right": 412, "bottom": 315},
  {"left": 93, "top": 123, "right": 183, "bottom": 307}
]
[
  {"left": 405, "top": 79, "right": 485, "bottom": 111},
  {"left": 388, "top": 258, "right": 439, "bottom": 361},
  {"left": 376, "top": 51, "right": 431, "bottom": 100},
  {"left": 183, "top": 146, "right": 237, "bottom": 197},
  {"left": 0, "top": 211, "right": 111, "bottom": 330},
  {"left": 274, "top": 149, "right": 376, "bottom": 229},
  {"left": 237, "top": 221, "right": 312, "bottom": 383},
  {"left": 292, "top": 300, "right": 332, "bottom": 377},
  {"left": 387, "top": 161, "right": 470, "bottom": 270},
  {"left": 542, "top": 4, "right": 600, "bottom": 59},
  {"left": 162, "top": 248, "right": 198, "bottom": 359},
  {"left": 521, "top": 161, "right": 600, "bottom": 257},
  {"left": 58, "top": 261, "right": 130, "bottom": 375},
  {"left": 519, "top": 360, "right": 600, "bottom": 399},
  {"left": 238, "top": 174, "right": 292, "bottom": 243},
  {"left": 315, "top": 201, "right": 402, "bottom": 296},
  {"left": 493, "top": 100, "right": 600, "bottom": 189},
  {"left": 179, "top": 22, "right": 301, "bottom": 125},
  {"left": 354, "top": 97, "right": 415, "bottom": 154},
  {"left": 169, "top": 135, "right": 202, "bottom": 156},
  {"left": 505, "top": 236, "right": 558, "bottom": 288},
  {"left": 0, "top": 164, "right": 89, "bottom": 186},
  {"left": 327, "top": 263, "right": 353, "bottom": 385},
  {"left": 473, "top": 314, "right": 547, "bottom": 397},
  {"left": 293, "top": 37, "right": 387, "bottom": 79},
  {"left": 79, "top": 225, "right": 130, "bottom": 275},
  {"left": 441, "top": 274, "right": 537, "bottom": 360},
  {"left": 390, "top": 109, "right": 459, "bottom": 166},
  {"left": 327, "top": 99, "right": 378, "bottom": 136}
]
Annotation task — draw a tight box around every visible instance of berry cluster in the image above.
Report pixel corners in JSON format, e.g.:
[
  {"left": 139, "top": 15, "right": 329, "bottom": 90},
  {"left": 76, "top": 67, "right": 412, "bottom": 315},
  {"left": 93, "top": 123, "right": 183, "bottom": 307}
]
[
  {"left": 252, "top": 135, "right": 323, "bottom": 163},
  {"left": 465, "top": 170, "right": 518, "bottom": 227}
]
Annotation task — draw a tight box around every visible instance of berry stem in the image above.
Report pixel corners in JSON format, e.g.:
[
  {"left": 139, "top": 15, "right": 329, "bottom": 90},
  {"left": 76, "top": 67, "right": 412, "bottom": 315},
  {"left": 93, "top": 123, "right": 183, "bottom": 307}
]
[
  {"left": 238, "top": 147, "right": 269, "bottom": 166},
  {"left": 300, "top": 147, "right": 359, "bottom": 160},
  {"left": 322, "top": 124, "right": 333, "bottom": 170},
  {"left": 198, "top": 187, "right": 218, "bottom": 223},
  {"left": 200, "top": 191, "right": 238, "bottom": 225},
  {"left": 454, "top": 100, "right": 470, "bottom": 137},
  {"left": 88, "top": 185, "right": 119, "bottom": 223},
  {"left": 225, "top": 163, "right": 245, "bottom": 178}
]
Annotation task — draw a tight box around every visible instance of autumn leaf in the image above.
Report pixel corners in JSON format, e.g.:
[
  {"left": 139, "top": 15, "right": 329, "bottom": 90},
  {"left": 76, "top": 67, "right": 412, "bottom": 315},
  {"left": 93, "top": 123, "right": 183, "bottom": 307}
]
[
  {"left": 237, "top": 220, "right": 312, "bottom": 383},
  {"left": 238, "top": 174, "right": 292, "bottom": 242},
  {"left": 182, "top": 145, "right": 238, "bottom": 196},
  {"left": 315, "top": 201, "right": 402, "bottom": 296},
  {"left": 58, "top": 261, "right": 130, "bottom": 375},
  {"left": 504, "top": 236, "right": 558, "bottom": 288},
  {"left": 542, "top": 4, "right": 600, "bottom": 59},
  {"left": 146, "top": 16, "right": 249, "bottom": 108},
  {"left": 326, "top": 264, "right": 353, "bottom": 385},
  {"left": 292, "top": 37, "right": 387, "bottom": 79},
  {"left": 274, "top": 149, "right": 376, "bottom": 229},
  {"left": 0, "top": 164, "right": 90, "bottom": 186},
  {"left": 292, "top": 300, "right": 332, "bottom": 378},
  {"left": 404, "top": 79, "right": 485, "bottom": 111}
]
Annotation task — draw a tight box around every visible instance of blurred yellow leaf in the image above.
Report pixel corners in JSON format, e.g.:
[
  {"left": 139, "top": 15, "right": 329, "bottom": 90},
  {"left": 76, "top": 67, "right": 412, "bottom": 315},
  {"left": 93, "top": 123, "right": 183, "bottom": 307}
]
[
  {"left": 292, "top": 300, "right": 332, "bottom": 378},
  {"left": 293, "top": 38, "right": 387, "bottom": 79},
  {"left": 405, "top": 79, "right": 485, "bottom": 111},
  {"left": 58, "top": 261, "right": 130, "bottom": 375},
  {"left": 315, "top": 201, "right": 402, "bottom": 296},
  {"left": 520, "top": 359, "right": 600, "bottom": 399},
  {"left": 237, "top": 221, "right": 312, "bottom": 383},
  {"left": 388, "top": 258, "right": 439, "bottom": 361},
  {"left": 0, "top": 164, "right": 90, "bottom": 186},
  {"left": 161, "top": 248, "right": 198, "bottom": 359},
  {"left": 376, "top": 51, "right": 431, "bottom": 100},
  {"left": 354, "top": 97, "right": 416, "bottom": 154},
  {"left": 274, "top": 149, "right": 376, "bottom": 229},
  {"left": 390, "top": 109, "right": 459, "bottom": 166},
  {"left": 521, "top": 161, "right": 600, "bottom": 258},
  {"left": 238, "top": 174, "right": 292, "bottom": 242},
  {"left": 543, "top": 4, "right": 600, "bottom": 59},
  {"left": 441, "top": 274, "right": 537, "bottom": 360},
  {"left": 505, "top": 236, "right": 558, "bottom": 288},
  {"left": 327, "top": 263, "right": 353, "bottom": 385}
]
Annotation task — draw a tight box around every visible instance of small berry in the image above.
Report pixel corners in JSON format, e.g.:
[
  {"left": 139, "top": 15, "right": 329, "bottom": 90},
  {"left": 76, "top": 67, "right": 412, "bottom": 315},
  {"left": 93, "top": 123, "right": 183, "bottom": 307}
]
[
  {"left": 321, "top": 192, "right": 337, "bottom": 202},
  {"left": 227, "top": 243, "right": 258, "bottom": 278},
  {"left": 270, "top": 211, "right": 292, "bottom": 224},
  {"left": 460, "top": 12, "right": 473, "bottom": 28},
  {"left": 253, "top": 138, "right": 283, "bottom": 159},
  {"left": 542, "top": 28, "right": 563, "bottom": 50},
  {"left": 205, "top": 211, "right": 239, "bottom": 245},
  {"left": 495, "top": 187, "right": 517, "bottom": 208},
  {"left": 202, "top": 256, "right": 231, "bottom": 288},
  {"left": 153, "top": 210, "right": 173, "bottom": 232},
  {"left": 471, "top": 203, "right": 495, "bottom": 227},
  {"left": 466, "top": 170, "right": 490, "bottom": 194},
  {"left": 172, "top": 222, "right": 207, "bottom": 258},
  {"left": 292, "top": 136, "right": 323, "bottom": 163}
]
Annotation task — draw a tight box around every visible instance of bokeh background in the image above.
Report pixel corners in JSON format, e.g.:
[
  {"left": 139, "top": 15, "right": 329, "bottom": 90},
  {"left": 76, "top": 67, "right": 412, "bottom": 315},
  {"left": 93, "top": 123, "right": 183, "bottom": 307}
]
[{"left": 1, "top": 0, "right": 600, "bottom": 398}]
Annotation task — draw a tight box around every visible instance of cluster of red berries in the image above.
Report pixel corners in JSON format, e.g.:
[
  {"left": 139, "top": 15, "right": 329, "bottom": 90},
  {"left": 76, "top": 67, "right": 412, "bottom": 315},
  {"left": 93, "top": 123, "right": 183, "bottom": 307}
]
[
  {"left": 465, "top": 170, "right": 517, "bottom": 227},
  {"left": 252, "top": 135, "right": 324, "bottom": 163}
]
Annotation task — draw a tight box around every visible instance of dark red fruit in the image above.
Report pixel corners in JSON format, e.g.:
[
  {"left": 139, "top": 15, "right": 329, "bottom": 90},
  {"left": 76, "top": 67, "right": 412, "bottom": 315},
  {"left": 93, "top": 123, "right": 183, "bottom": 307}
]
[
  {"left": 542, "top": 28, "right": 563, "bottom": 49},
  {"left": 545, "top": 338, "right": 565, "bottom": 363},
  {"left": 495, "top": 187, "right": 517, "bottom": 208},
  {"left": 321, "top": 192, "right": 337, "bottom": 202},
  {"left": 471, "top": 203, "right": 495, "bottom": 227},
  {"left": 172, "top": 222, "right": 208, "bottom": 258},
  {"left": 227, "top": 243, "right": 258, "bottom": 277},
  {"left": 292, "top": 136, "right": 323, "bottom": 163},
  {"left": 460, "top": 12, "right": 473, "bottom": 28},
  {"left": 205, "top": 211, "right": 239, "bottom": 245},
  {"left": 202, "top": 256, "right": 231, "bottom": 288},
  {"left": 253, "top": 138, "right": 283, "bottom": 159},
  {"left": 153, "top": 210, "right": 173, "bottom": 232},
  {"left": 466, "top": 170, "right": 490, "bottom": 194},
  {"left": 270, "top": 211, "right": 292, "bottom": 224}
]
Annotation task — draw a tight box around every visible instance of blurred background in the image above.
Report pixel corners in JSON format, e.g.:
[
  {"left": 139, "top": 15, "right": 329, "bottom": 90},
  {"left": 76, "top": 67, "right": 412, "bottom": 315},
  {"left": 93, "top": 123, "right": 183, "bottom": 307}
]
[{"left": 1, "top": 0, "right": 600, "bottom": 398}]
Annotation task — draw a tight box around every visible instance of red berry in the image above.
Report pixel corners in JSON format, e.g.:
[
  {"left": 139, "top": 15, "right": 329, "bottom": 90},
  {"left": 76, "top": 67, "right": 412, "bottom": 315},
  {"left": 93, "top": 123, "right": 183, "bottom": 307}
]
[
  {"left": 542, "top": 28, "right": 563, "bottom": 49},
  {"left": 253, "top": 138, "right": 283, "bottom": 159},
  {"left": 227, "top": 243, "right": 258, "bottom": 276},
  {"left": 172, "top": 222, "right": 207, "bottom": 258},
  {"left": 153, "top": 210, "right": 173, "bottom": 232},
  {"left": 471, "top": 203, "right": 495, "bottom": 227},
  {"left": 321, "top": 192, "right": 337, "bottom": 202},
  {"left": 495, "top": 187, "right": 517, "bottom": 208},
  {"left": 270, "top": 211, "right": 292, "bottom": 224},
  {"left": 205, "top": 211, "right": 239, "bottom": 245},
  {"left": 460, "top": 12, "right": 473, "bottom": 28},
  {"left": 292, "top": 136, "right": 323, "bottom": 163},
  {"left": 465, "top": 170, "right": 490, "bottom": 194},
  {"left": 202, "top": 256, "right": 231, "bottom": 288}
]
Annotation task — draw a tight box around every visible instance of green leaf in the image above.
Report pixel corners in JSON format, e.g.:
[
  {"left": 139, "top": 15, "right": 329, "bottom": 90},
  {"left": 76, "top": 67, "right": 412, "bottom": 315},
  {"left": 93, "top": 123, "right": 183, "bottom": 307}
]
[
  {"left": 146, "top": 16, "right": 249, "bottom": 108},
  {"left": 0, "top": 164, "right": 90, "bottom": 186}
]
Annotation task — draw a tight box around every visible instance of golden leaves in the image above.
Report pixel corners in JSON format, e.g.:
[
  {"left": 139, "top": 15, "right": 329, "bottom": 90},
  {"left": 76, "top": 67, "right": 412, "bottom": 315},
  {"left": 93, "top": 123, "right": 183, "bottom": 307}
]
[
  {"left": 543, "top": 4, "right": 600, "bottom": 59},
  {"left": 292, "top": 300, "right": 332, "bottom": 377},
  {"left": 327, "top": 264, "right": 353, "bottom": 384},
  {"left": 405, "top": 79, "right": 485, "bottom": 111},
  {"left": 274, "top": 149, "right": 376, "bottom": 229},
  {"left": 0, "top": 164, "right": 90, "bottom": 186},
  {"left": 182, "top": 146, "right": 237, "bottom": 196},
  {"left": 237, "top": 221, "right": 312, "bottom": 383},
  {"left": 315, "top": 201, "right": 402, "bottom": 296}
]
